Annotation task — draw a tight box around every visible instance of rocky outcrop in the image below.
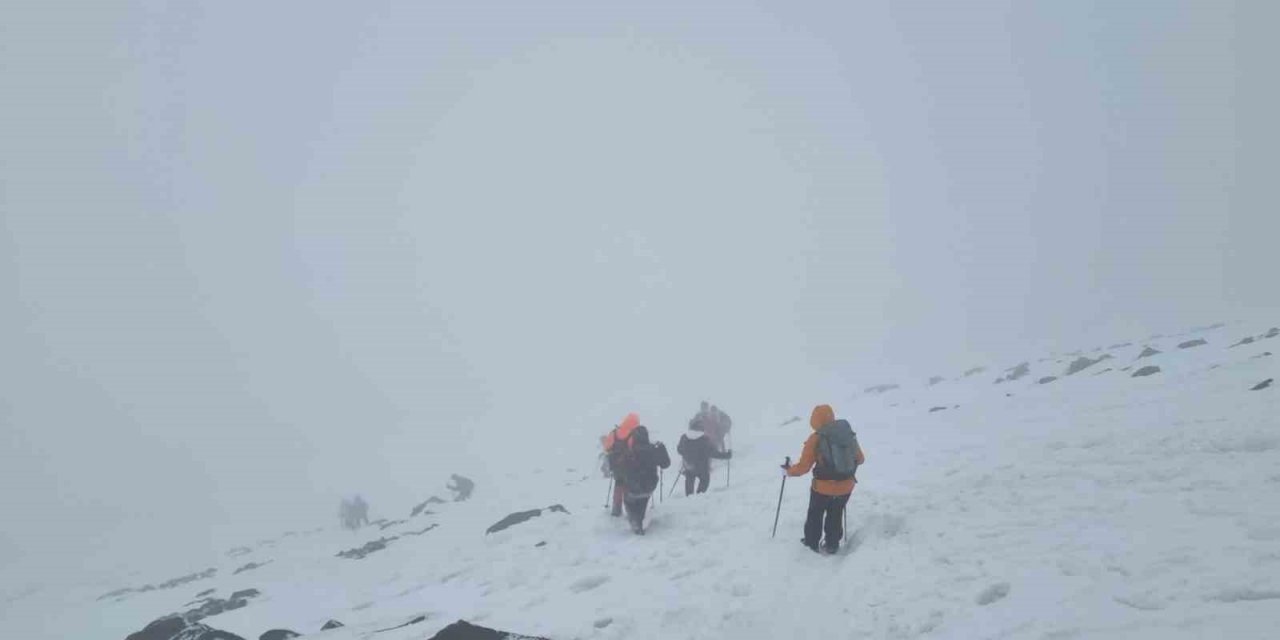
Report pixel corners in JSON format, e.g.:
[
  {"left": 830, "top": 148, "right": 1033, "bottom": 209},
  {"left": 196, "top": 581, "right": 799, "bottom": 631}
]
[
  {"left": 125, "top": 616, "right": 246, "bottom": 640},
  {"left": 962, "top": 367, "right": 986, "bottom": 378},
  {"left": 1178, "top": 338, "right": 1208, "bottom": 349},
  {"left": 99, "top": 569, "right": 219, "bottom": 602},
  {"left": 1230, "top": 336, "right": 1256, "bottom": 348},
  {"left": 428, "top": 620, "right": 550, "bottom": 639},
  {"left": 929, "top": 406, "right": 948, "bottom": 413},
  {"left": 486, "top": 505, "right": 571, "bottom": 535},
  {"left": 1252, "top": 378, "right": 1273, "bottom": 391},
  {"left": 258, "top": 631, "right": 300, "bottom": 640},
  {"left": 1132, "top": 366, "right": 1161, "bottom": 378},
  {"left": 410, "top": 497, "right": 448, "bottom": 517},
  {"left": 1065, "top": 354, "right": 1111, "bottom": 376},
  {"left": 863, "top": 384, "right": 899, "bottom": 395},
  {"left": 337, "top": 537, "right": 396, "bottom": 560},
  {"left": 1137, "top": 346, "right": 1161, "bottom": 359},
  {"left": 1038, "top": 376, "right": 1058, "bottom": 385},
  {"left": 233, "top": 561, "right": 270, "bottom": 575},
  {"left": 320, "top": 620, "right": 344, "bottom": 631}
]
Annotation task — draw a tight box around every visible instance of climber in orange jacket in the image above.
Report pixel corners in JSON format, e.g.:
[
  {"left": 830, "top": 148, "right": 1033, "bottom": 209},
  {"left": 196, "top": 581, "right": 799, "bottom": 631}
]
[
  {"left": 602, "top": 413, "right": 640, "bottom": 517},
  {"left": 784, "top": 404, "right": 865, "bottom": 554}
]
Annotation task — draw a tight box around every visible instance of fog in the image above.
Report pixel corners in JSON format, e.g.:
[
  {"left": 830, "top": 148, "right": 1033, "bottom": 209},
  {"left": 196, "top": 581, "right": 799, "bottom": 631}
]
[{"left": 2, "top": 1, "right": 1275, "bottom": 585}]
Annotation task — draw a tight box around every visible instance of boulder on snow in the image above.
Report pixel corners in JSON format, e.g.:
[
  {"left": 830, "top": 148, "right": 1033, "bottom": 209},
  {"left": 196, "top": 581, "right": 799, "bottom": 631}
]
[
  {"left": 485, "top": 505, "right": 571, "bottom": 535},
  {"left": 428, "top": 620, "right": 550, "bottom": 640},
  {"left": 258, "top": 631, "right": 300, "bottom": 640},
  {"left": 336, "top": 537, "right": 397, "bottom": 560},
  {"left": 196, "top": 589, "right": 216, "bottom": 597},
  {"left": 233, "top": 561, "right": 270, "bottom": 575},
  {"left": 1132, "top": 366, "right": 1161, "bottom": 378},
  {"left": 320, "top": 620, "right": 344, "bottom": 631},
  {"left": 1002, "top": 362, "right": 1031, "bottom": 383},
  {"left": 1230, "top": 336, "right": 1256, "bottom": 348},
  {"left": 126, "top": 616, "right": 246, "bottom": 640},
  {"left": 1137, "top": 346, "right": 1161, "bottom": 359},
  {"left": 962, "top": 367, "right": 986, "bottom": 378},
  {"left": 1252, "top": 378, "right": 1274, "bottom": 391},
  {"left": 1263, "top": 327, "right": 1279, "bottom": 339},
  {"left": 1177, "top": 338, "right": 1208, "bottom": 349},
  {"left": 1037, "top": 376, "right": 1058, "bottom": 385},
  {"left": 186, "top": 588, "right": 262, "bottom": 622},
  {"left": 928, "top": 406, "right": 948, "bottom": 413},
  {"left": 1252, "top": 351, "right": 1273, "bottom": 360},
  {"left": 410, "top": 497, "right": 448, "bottom": 517},
  {"left": 927, "top": 376, "right": 944, "bottom": 386},
  {"left": 1065, "top": 354, "right": 1111, "bottom": 376}
]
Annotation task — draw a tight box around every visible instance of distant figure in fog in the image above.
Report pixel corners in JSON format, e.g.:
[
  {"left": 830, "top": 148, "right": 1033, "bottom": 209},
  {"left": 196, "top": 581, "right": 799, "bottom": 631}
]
[{"left": 448, "top": 474, "right": 475, "bottom": 502}]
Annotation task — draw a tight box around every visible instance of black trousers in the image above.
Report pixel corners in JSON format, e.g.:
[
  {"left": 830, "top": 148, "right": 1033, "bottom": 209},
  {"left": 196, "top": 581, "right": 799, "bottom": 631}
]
[
  {"left": 804, "top": 490, "right": 851, "bottom": 551},
  {"left": 684, "top": 469, "right": 710, "bottom": 495},
  {"left": 624, "top": 493, "right": 651, "bottom": 527}
]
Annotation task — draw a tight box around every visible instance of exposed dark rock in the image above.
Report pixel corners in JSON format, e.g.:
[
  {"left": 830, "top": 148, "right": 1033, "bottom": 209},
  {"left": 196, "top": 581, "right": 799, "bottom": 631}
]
[
  {"left": 779, "top": 416, "right": 801, "bottom": 427},
  {"left": 1137, "top": 346, "right": 1161, "bottom": 359},
  {"left": 320, "top": 620, "right": 344, "bottom": 631},
  {"left": 233, "top": 561, "right": 270, "bottom": 575},
  {"left": 337, "top": 537, "right": 397, "bottom": 560},
  {"left": 258, "top": 631, "right": 300, "bottom": 640},
  {"left": 1107, "top": 342, "right": 1133, "bottom": 349},
  {"left": 126, "top": 616, "right": 247, "bottom": 640},
  {"left": 448, "top": 474, "right": 476, "bottom": 502},
  {"left": 377, "top": 519, "right": 408, "bottom": 531},
  {"left": 1065, "top": 355, "right": 1111, "bottom": 376},
  {"left": 227, "top": 547, "right": 253, "bottom": 558},
  {"left": 1263, "top": 327, "right": 1279, "bottom": 339},
  {"left": 863, "top": 383, "right": 899, "bottom": 394},
  {"left": 403, "top": 524, "right": 439, "bottom": 537},
  {"left": 376, "top": 615, "right": 428, "bottom": 632},
  {"left": 1038, "top": 376, "right": 1058, "bottom": 385},
  {"left": 535, "top": 541, "right": 547, "bottom": 548},
  {"left": 1252, "top": 378, "right": 1274, "bottom": 391},
  {"left": 196, "top": 589, "right": 216, "bottom": 598},
  {"left": 410, "top": 497, "right": 448, "bottom": 517},
  {"left": 929, "top": 406, "right": 948, "bottom": 413},
  {"left": 186, "top": 588, "right": 261, "bottom": 621},
  {"left": 927, "top": 376, "right": 944, "bottom": 386},
  {"left": 1002, "top": 362, "right": 1031, "bottom": 383},
  {"left": 1177, "top": 338, "right": 1208, "bottom": 349},
  {"left": 1092, "top": 368, "right": 1113, "bottom": 376},
  {"left": 229, "top": 589, "right": 260, "bottom": 600},
  {"left": 102, "top": 569, "right": 219, "bottom": 601},
  {"left": 1132, "top": 366, "right": 1161, "bottom": 378},
  {"left": 1230, "top": 336, "right": 1256, "bottom": 348},
  {"left": 486, "top": 505, "right": 570, "bottom": 535},
  {"left": 428, "top": 620, "right": 550, "bottom": 640},
  {"left": 98, "top": 587, "right": 134, "bottom": 601},
  {"left": 962, "top": 367, "right": 986, "bottom": 378},
  {"left": 1252, "top": 352, "right": 1273, "bottom": 359}
]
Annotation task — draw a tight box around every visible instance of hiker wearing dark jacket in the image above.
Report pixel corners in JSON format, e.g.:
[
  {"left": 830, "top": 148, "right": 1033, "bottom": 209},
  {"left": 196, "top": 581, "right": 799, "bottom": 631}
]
[
  {"left": 617, "top": 425, "right": 670, "bottom": 534},
  {"left": 676, "top": 420, "right": 732, "bottom": 495},
  {"left": 784, "top": 404, "right": 865, "bottom": 554}
]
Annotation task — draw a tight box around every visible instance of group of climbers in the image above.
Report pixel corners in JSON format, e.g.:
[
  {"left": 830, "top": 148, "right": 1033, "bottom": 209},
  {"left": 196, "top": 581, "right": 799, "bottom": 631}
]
[
  {"left": 600, "top": 402, "right": 865, "bottom": 555},
  {"left": 601, "top": 413, "right": 670, "bottom": 534}
]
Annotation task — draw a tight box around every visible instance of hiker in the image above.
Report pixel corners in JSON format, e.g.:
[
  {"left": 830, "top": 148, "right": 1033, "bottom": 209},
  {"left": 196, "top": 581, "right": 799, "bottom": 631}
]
[
  {"left": 783, "top": 404, "right": 865, "bottom": 554},
  {"left": 447, "top": 474, "right": 475, "bottom": 502},
  {"left": 615, "top": 425, "right": 670, "bottom": 534},
  {"left": 677, "top": 419, "right": 732, "bottom": 495},
  {"left": 710, "top": 405, "right": 732, "bottom": 452},
  {"left": 602, "top": 413, "right": 641, "bottom": 517}
]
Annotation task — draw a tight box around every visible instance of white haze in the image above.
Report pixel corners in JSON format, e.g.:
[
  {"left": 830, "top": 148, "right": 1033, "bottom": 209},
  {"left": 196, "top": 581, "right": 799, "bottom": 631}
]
[{"left": 1, "top": 1, "right": 1276, "bottom": 586}]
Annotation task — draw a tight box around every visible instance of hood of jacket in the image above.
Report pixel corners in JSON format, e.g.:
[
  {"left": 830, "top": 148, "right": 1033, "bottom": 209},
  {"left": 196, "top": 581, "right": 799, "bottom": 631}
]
[{"left": 810, "top": 404, "right": 836, "bottom": 430}]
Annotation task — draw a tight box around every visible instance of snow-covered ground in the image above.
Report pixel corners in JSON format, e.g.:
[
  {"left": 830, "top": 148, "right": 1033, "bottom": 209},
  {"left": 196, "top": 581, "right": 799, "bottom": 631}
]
[{"left": 3, "top": 325, "right": 1277, "bottom": 639}]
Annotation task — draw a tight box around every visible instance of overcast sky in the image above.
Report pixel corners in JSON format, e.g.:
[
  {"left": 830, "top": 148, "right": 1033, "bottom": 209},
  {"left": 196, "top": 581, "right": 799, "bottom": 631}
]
[{"left": 2, "top": 1, "right": 1276, "bottom": 582}]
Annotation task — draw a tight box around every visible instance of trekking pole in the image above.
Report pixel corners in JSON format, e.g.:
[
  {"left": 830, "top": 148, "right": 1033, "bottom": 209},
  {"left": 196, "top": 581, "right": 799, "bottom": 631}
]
[
  {"left": 605, "top": 478, "right": 613, "bottom": 510},
  {"left": 726, "top": 433, "right": 732, "bottom": 488},
  {"left": 771, "top": 457, "right": 791, "bottom": 539},
  {"left": 667, "top": 465, "right": 683, "bottom": 499},
  {"left": 659, "top": 468, "right": 664, "bottom": 504}
]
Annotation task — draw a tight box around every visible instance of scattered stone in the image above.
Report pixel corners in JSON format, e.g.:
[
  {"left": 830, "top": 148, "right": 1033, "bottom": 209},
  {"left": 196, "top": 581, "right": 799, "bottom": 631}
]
[
  {"left": 1092, "top": 368, "right": 1113, "bottom": 376},
  {"left": 1178, "top": 338, "right": 1208, "bottom": 349},
  {"left": 1038, "top": 376, "right": 1058, "bottom": 385},
  {"left": 1002, "top": 362, "right": 1031, "bottom": 382},
  {"left": 1252, "top": 352, "right": 1273, "bottom": 360},
  {"left": 376, "top": 615, "right": 428, "bottom": 633},
  {"left": 233, "top": 561, "right": 270, "bottom": 575},
  {"left": 410, "top": 497, "right": 448, "bottom": 517},
  {"left": 535, "top": 541, "right": 547, "bottom": 548},
  {"left": 336, "top": 537, "right": 397, "bottom": 560},
  {"left": 403, "top": 524, "right": 438, "bottom": 537},
  {"left": 1107, "top": 342, "right": 1133, "bottom": 349},
  {"left": 864, "top": 383, "right": 899, "bottom": 394},
  {"left": 962, "top": 367, "right": 986, "bottom": 378},
  {"left": 259, "top": 631, "right": 301, "bottom": 640},
  {"left": 1065, "top": 355, "right": 1110, "bottom": 376},
  {"left": 427, "top": 620, "right": 550, "bottom": 640},
  {"left": 1132, "top": 366, "right": 1161, "bottom": 378},
  {"left": 485, "top": 505, "right": 571, "bottom": 535},
  {"left": 1252, "top": 378, "right": 1274, "bottom": 391},
  {"left": 320, "top": 620, "right": 344, "bottom": 631},
  {"left": 927, "top": 376, "right": 944, "bottom": 386},
  {"left": 929, "top": 406, "right": 948, "bottom": 413},
  {"left": 377, "top": 519, "right": 407, "bottom": 531},
  {"left": 1230, "top": 336, "right": 1256, "bottom": 348},
  {"left": 1137, "top": 346, "right": 1161, "bottom": 359},
  {"left": 1263, "top": 327, "right": 1279, "bottom": 339},
  {"left": 196, "top": 589, "right": 216, "bottom": 598},
  {"left": 976, "top": 582, "right": 1011, "bottom": 606},
  {"left": 593, "top": 618, "right": 614, "bottom": 629}
]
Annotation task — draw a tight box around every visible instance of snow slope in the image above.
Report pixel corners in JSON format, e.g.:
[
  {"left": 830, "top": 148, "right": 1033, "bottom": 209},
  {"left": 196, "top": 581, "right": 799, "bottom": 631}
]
[{"left": 3, "top": 326, "right": 1278, "bottom": 639}]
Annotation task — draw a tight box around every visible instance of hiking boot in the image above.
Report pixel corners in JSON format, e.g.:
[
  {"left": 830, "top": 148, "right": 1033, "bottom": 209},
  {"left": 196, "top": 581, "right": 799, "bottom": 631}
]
[
  {"left": 821, "top": 545, "right": 838, "bottom": 556},
  {"left": 801, "top": 539, "right": 819, "bottom": 553}
]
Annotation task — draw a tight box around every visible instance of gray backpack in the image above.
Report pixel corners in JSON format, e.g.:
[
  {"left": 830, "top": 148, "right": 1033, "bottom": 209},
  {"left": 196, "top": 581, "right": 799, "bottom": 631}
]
[{"left": 814, "top": 419, "right": 859, "bottom": 481}]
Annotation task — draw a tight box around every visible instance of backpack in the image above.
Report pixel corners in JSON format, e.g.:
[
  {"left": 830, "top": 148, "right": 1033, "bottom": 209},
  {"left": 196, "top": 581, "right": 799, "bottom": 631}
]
[
  {"left": 813, "top": 419, "right": 859, "bottom": 481},
  {"left": 618, "top": 442, "right": 661, "bottom": 494}
]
